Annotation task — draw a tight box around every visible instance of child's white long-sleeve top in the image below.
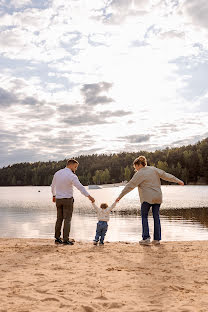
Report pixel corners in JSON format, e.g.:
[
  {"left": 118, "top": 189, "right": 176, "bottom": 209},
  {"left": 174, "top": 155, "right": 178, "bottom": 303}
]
[{"left": 92, "top": 202, "right": 116, "bottom": 221}]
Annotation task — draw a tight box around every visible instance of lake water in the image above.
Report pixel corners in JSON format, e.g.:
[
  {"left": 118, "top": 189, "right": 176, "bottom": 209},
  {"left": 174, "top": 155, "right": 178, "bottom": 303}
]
[{"left": 0, "top": 185, "right": 208, "bottom": 242}]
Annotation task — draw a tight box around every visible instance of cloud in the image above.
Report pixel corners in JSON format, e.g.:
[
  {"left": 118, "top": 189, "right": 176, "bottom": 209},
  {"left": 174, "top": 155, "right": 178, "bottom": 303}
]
[
  {"left": 0, "top": 86, "right": 46, "bottom": 108},
  {"left": 0, "top": 130, "right": 26, "bottom": 143},
  {"left": 58, "top": 104, "right": 81, "bottom": 113},
  {"left": 131, "top": 40, "right": 149, "bottom": 48},
  {"left": 0, "top": 148, "right": 41, "bottom": 167},
  {"left": 156, "top": 123, "right": 180, "bottom": 134},
  {"left": 21, "top": 96, "right": 45, "bottom": 106},
  {"left": 6, "top": 0, "right": 32, "bottom": 9},
  {"left": 172, "top": 132, "right": 208, "bottom": 146},
  {"left": 0, "top": 28, "right": 23, "bottom": 49},
  {"left": 74, "top": 147, "right": 103, "bottom": 156},
  {"left": 119, "top": 134, "right": 151, "bottom": 144},
  {"left": 81, "top": 82, "right": 114, "bottom": 106},
  {"left": 61, "top": 107, "right": 132, "bottom": 126},
  {"left": 182, "top": 0, "right": 208, "bottom": 29},
  {"left": 0, "top": 87, "right": 18, "bottom": 106},
  {"left": 198, "top": 97, "right": 208, "bottom": 112},
  {"left": 0, "top": 129, "right": 32, "bottom": 167},
  {"left": 0, "top": 127, "right": 87, "bottom": 167},
  {"left": 96, "top": 0, "right": 149, "bottom": 25},
  {"left": 15, "top": 107, "right": 55, "bottom": 121},
  {"left": 61, "top": 113, "right": 109, "bottom": 126},
  {"left": 160, "top": 31, "right": 185, "bottom": 40},
  {"left": 101, "top": 110, "right": 132, "bottom": 117}
]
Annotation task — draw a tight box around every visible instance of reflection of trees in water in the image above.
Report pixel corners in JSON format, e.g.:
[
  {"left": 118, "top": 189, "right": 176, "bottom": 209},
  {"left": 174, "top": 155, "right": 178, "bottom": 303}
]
[
  {"left": 113, "top": 208, "right": 208, "bottom": 229},
  {"left": 113, "top": 209, "right": 139, "bottom": 216},
  {"left": 160, "top": 208, "right": 208, "bottom": 228}
]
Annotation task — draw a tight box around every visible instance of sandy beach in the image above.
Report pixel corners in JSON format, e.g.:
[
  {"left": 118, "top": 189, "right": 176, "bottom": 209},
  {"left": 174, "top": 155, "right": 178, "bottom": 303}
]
[{"left": 0, "top": 239, "right": 208, "bottom": 312}]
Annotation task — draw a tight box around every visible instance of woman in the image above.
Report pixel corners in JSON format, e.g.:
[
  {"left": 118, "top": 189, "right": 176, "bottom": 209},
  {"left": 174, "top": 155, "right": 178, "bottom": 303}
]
[{"left": 116, "top": 156, "right": 184, "bottom": 245}]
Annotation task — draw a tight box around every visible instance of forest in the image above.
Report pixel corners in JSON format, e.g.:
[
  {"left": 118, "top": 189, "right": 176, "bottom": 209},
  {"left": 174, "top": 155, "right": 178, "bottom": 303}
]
[{"left": 0, "top": 138, "right": 207, "bottom": 186}]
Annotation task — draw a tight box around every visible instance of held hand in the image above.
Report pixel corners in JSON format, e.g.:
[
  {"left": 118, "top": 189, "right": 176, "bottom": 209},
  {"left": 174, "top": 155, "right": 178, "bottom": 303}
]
[
  {"left": 178, "top": 181, "right": 184, "bottom": 186},
  {"left": 88, "top": 195, "right": 95, "bottom": 203},
  {"left": 52, "top": 196, "right": 56, "bottom": 203}
]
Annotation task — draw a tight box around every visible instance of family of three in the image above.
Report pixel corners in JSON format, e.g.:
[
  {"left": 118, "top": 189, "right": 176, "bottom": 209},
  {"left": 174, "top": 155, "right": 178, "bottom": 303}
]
[{"left": 51, "top": 157, "right": 184, "bottom": 246}]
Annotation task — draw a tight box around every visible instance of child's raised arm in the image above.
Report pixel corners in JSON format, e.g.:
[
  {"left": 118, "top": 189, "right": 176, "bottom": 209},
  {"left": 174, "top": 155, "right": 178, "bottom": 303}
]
[{"left": 91, "top": 202, "right": 99, "bottom": 211}]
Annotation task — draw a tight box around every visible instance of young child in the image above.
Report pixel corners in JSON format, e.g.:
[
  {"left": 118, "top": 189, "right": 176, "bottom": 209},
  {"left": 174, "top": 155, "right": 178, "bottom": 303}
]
[{"left": 92, "top": 201, "right": 117, "bottom": 245}]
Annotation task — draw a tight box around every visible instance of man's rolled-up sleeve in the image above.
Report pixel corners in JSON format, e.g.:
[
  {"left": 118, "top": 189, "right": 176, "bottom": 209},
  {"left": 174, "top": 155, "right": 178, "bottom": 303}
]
[
  {"left": 51, "top": 174, "right": 56, "bottom": 196},
  {"left": 72, "top": 175, "right": 90, "bottom": 197}
]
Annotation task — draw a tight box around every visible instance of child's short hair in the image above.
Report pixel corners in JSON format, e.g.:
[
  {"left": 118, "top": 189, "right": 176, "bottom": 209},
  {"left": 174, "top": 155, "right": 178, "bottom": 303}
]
[{"left": 100, "top": 203, "right": 108, "bottom": 209}]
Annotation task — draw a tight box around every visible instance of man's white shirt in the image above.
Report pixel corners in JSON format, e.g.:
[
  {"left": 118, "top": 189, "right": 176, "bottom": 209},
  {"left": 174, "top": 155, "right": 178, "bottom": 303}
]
[{"left": 51, "top": 167, "right": 90, "bottom": 199}]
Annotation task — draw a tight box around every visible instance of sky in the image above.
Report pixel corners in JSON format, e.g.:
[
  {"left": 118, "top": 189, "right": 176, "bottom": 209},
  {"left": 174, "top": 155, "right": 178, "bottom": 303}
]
[{"left": 0, "top": 0, "right": 208, "bottom": 167}]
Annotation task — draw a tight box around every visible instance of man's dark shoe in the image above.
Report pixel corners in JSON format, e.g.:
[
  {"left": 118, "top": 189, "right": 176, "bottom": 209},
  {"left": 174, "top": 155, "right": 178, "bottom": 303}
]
[
  {"left": 63, "top": 240, "right": 74, "bottom": 245},
  {"left": 55, "top": 238, "right": 63, "bottom": 244}
]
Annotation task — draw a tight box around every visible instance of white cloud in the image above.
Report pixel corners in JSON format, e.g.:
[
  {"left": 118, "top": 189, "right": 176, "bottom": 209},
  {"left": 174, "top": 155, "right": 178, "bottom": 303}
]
[
  {"left": 182, "top": 0, "right": 208, "bottom": 29},
  {"left": 10, "top": 0, "right": 32, "bottom": 8}
]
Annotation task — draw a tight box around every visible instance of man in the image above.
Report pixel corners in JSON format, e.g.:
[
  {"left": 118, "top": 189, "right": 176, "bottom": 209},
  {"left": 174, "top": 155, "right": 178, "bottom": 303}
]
[{"left": 51, "top": 159, "right": 95, "bottom": 245}]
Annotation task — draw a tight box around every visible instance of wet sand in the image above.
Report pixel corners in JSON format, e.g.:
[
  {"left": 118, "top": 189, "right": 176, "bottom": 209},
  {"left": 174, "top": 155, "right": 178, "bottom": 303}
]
[{"left": 0, "top": 239, "right": 208, "bottom": 312}]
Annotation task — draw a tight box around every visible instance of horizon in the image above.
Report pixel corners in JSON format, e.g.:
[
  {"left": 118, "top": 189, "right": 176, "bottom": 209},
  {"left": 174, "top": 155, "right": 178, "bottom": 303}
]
[
  {"left": 0, "top": 0, "right": 208, "bottom": 168},
  {"left": 1, "top": 136, "right": 207, "bottom": 169}
]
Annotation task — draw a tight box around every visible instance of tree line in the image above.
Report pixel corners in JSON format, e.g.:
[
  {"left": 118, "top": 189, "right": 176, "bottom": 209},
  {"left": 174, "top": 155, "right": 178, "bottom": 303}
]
[{"left": 0, "top": 138, "right": 208, "bottom": 186}]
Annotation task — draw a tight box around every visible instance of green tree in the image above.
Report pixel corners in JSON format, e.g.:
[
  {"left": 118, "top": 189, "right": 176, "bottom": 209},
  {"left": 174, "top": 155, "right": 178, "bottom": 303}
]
[
  {"left": 102, "top": 169, "right": 110, "bottom": 184},
  {"left": 92, "top": 170, "right": 102, "bottom": 184},
  {"left": 124, "top": 166, "right": 131, "bottom": 181},
  {"left": 11, "top": 176, "right": 16, "bottom": 185},
  {"left": 157, "top": 161, "right": 169, "bottom": 172}
]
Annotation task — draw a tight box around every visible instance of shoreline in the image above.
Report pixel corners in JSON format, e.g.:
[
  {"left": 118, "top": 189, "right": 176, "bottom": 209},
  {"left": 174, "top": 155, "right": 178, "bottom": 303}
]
[
  {"left": 1, "top": 239, "right": 208, "bottom": 311},
  {"left": 0, "top": 183, "right": 208, "bottom": 187}
]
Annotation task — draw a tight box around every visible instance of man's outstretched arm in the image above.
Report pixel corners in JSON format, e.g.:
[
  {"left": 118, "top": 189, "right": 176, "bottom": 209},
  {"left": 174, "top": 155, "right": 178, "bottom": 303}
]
[{"left": 72, "top": 175, "right": 95, "bottom": 202}]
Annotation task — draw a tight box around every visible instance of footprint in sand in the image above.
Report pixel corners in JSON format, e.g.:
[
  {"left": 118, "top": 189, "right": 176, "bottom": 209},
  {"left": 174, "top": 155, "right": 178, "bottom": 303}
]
[
  {"left": 41, "top": 297, "right": 59, "bottom": 302},
  {"left": 106, "top": 267, "right": 122, "bottom": 272},
  {"left": 94, "top": 295, "right": 108, "bottom": 300},
  {"left": 35, "top": 289, "right": 49, "bottom": 294},
  {"left": 34, "top": 273, "right": 45, "bottom": 276},
  {"left": 0, "top": 287, "right": 7, "bottom": 291},
  {"left": 82, "top": 306, "right": 94, "bottom": 312},
  {"left": 108, "top": 302, "right": 124, "bottom": 309},
  {"left": 59, "top": 303, "right": 71, "bottom": 308},
  {"left": 13, "top": 280, "right": 24, "bottom": 284}
]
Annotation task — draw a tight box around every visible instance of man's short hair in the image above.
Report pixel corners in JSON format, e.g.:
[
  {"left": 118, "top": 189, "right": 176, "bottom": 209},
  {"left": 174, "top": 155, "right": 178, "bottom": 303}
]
[{"left": 67, "top": 159, "right": 79, "bottom": 166}]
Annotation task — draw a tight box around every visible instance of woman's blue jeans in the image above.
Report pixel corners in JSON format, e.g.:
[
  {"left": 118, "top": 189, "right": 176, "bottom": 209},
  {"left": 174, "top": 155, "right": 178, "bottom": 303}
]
[{"left": 141, "top": 201, "right": 161, "bottom": 241}]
